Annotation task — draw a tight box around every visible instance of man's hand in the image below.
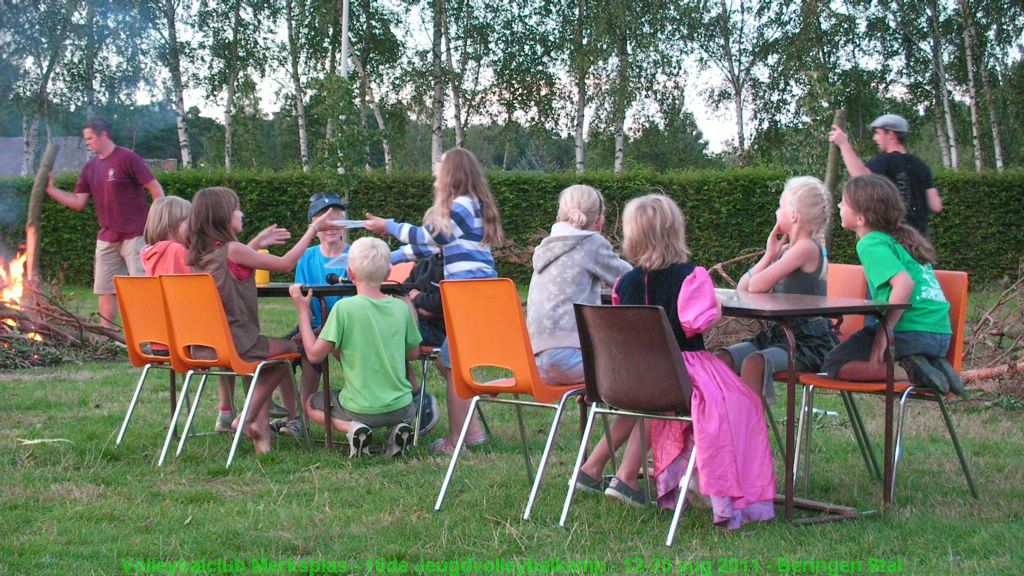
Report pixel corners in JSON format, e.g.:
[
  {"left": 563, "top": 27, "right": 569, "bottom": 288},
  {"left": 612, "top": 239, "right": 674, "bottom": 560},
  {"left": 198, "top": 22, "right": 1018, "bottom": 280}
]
[{"left": 828, "top": 125, "right": 849, "bottom": 147}]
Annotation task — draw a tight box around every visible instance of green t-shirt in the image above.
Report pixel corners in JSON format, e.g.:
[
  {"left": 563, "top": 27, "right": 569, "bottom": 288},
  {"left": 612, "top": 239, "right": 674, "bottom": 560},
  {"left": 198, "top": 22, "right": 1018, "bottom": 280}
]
[
  {"left": 319, "top": 294, "right": 422, "bottom": 414},
  {"left": 856, "top": 231, "right": 951, "bottom": 334}
]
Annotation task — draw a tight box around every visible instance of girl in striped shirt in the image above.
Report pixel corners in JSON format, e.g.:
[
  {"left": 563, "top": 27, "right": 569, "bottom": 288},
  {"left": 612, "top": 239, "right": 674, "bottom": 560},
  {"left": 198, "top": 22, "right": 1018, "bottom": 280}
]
[{"left": 365, "top": 148, "right": 505, "bottom": 452}]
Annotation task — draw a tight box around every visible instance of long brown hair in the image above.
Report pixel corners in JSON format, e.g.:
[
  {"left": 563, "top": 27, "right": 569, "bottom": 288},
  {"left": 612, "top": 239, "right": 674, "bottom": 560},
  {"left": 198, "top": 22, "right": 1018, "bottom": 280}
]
[
  {"left": 187, "top": 187, "right": 240, "bottom": 268},
  {"left": 843, "top": 175, "right": 936, "bottom": 264},
  {"left": 425, "top": 148, "right": 505, "bottom": 245}
]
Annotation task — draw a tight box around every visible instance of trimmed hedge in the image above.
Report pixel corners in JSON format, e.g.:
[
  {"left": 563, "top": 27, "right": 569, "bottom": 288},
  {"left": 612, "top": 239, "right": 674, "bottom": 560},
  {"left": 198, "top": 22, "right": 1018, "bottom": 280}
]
[{"left": 1, "top": 168, "right": 1021, "bottom": 286}]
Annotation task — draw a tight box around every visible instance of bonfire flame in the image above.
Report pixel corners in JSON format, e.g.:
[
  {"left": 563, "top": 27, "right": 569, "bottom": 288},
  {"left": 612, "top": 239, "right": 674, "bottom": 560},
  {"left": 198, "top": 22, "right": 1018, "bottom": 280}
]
[{"left": 1, "top": 251, "right": 43, "bottom": 341}]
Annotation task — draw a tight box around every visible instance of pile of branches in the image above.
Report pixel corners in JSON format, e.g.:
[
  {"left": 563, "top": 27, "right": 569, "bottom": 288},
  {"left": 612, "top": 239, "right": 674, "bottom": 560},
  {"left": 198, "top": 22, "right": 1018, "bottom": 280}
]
[
  {"left": 0, "top": 287, "right": 124, "bottom": 370},
  {"left": 964, "top": 265, "right": 1024, "bottom": 389}
]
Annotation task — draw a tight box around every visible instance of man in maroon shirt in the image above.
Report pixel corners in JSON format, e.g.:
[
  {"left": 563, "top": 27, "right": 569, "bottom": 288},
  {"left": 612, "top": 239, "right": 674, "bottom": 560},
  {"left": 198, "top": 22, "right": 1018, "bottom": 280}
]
[{"left": 46, "top": 117, "right": 165, "bottom": 327}]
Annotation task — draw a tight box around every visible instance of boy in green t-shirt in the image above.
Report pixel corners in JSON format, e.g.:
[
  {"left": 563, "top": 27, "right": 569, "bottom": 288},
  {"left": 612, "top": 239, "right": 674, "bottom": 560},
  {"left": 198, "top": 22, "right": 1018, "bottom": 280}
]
[{"left": 290, "top": 237, "right": 423, "bottom": 457}]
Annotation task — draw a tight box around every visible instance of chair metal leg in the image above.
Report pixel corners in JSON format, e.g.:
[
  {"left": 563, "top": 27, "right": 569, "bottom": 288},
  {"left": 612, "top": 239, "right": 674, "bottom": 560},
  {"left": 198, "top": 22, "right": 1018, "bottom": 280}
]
[
  {"left": 227, "top": 365, "right": 264, "bottom": 469},
  {"left": 476, "top": 404, "right": 493, "bottom": 438},
  {"left": 523, "top": 388, "right": 583, "bottom": 520},
  {"left": 935, "top": 395, "right": 980, "bottom": 498},
  {"left": 413, "top": 353, "right": 432, "bottom": 447},
  {"left": 794, "top": 385, "right": 812, "bottom": 491},
  {"left": 560, "top": 404, "right": 599, "bottom": 526},
  {"left": 513, "top": 398, "right": 535, "bottom": 484},
  {"left": 158, "top": 370, "right": 194, "bottom": 466},
  {"left": 665, "top": 439, "right": 698, "bottom": 547},
  {"left": 891, "top": 388, "right": 914, "bottom": 496},
  {"left": 435, "top": 395, "right": 482, "bottom": 511},
  {"left": 175, "top": 373, "right": 209, "bottom": 457},
  {"left": 801, "top": 387, "right": 815, "bottom": 496},
  {"left": 116, "top": 364, "right": 153, "bottom": 446},
  {"left": 842, "top": 391, "right": 881, "bottom": 480}
]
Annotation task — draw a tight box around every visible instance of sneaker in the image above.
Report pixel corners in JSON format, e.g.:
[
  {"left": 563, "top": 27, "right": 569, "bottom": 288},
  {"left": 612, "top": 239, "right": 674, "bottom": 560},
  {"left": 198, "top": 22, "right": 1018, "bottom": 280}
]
[
  {"left": 280, "top": 418, "right": 306, "bottom": 439},
  {"left": 428, "top": 434, "right": 487, "bottom": 454},
  {"left": 386, "top": 422, "right": 414, "bottom": 457},
  {"left": 269, "top": 400, "right": 290, "bottom": 418},
  {"left": 413, "top": 390, "right": 439, "bottom": 435},
  {"left": 347, "top": 422, "right": 372, "bottom": 458},
  {"left": 928, "top": 357, "right": 966, "bottom": 396},
  {"left": 604, "top": 476, "right": 649, "bottom": 507},
  {"left": 573, "top": 471, "right": 607, "bottom": 494},
  {"left": 215, "top": 411, "right": 234, "bottom": 433},
  {"left": 899, "top": 354, "right": 949, "bottom": 395}
]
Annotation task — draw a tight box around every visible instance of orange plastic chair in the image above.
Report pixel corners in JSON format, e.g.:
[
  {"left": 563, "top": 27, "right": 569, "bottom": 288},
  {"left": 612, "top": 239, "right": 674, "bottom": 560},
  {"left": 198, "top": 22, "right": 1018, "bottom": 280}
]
[
  {"left": 386, "top": 261, "right": 415, "bottom": 283},
  {"left": 796, "top": 269, "right": 978, "bottom": 498},
  {"left": 156, "top": 273, "right": 300, "bottom": 468},
  {"left": 434, "top": 278, "right": 586, "bottom": 520},
  {"left": 113, "top": 275, "right": 181, "bottom": 447}
]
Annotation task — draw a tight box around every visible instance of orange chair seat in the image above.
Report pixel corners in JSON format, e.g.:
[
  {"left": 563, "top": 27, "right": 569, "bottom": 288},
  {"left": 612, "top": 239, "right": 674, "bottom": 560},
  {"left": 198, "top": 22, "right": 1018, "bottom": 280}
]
[{"left": 798, "top": 372, "right": 913, "bottom": 394}]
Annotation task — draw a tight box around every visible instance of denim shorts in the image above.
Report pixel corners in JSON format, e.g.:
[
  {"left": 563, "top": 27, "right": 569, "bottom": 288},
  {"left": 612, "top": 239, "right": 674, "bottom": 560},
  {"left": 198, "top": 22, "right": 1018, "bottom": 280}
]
[
  {"left": 821, "top": 323, "right": 950, "bottom": 378},
  {"left": 534, "top": 347, "right": 585, "bottom": 385},
  {"left": 438, "top": 337, "right": 451, "bottom": 368}
]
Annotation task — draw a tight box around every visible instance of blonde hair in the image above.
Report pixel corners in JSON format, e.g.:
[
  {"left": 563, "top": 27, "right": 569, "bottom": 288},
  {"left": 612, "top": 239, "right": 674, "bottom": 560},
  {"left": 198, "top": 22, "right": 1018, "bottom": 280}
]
[
  {"left": 784, "top": 176, "right": 832, "bottom": 242},
  {"left": 347, "top": 237, "right": 391, "bottom": 284},
  {"left": 622, "top": 194, "right": 690, "bottom": 270},
  {"left": 424, "top": 148, "right": 505, "bottom": 245},
  {"left": 557, "top": 185, "right": 604, "bottom": 230},
  {"left": 144, "top": 196, "right": 191, "bottom": 245}
]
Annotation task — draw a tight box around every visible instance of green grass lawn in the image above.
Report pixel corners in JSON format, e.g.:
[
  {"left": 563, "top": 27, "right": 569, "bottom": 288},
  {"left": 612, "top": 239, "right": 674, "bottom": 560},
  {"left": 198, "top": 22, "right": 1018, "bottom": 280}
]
[{"left": 1, "top": 290, "right": 1022, "bottom": 575}]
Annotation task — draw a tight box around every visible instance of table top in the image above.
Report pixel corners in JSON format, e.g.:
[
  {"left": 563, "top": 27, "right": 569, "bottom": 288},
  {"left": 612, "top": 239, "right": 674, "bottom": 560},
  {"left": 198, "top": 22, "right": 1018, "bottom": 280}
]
[
  {"left": 256, "top": 282, "right": 414, "bottom": 297},
  {"left": 715, "top": 288, "right": 910, "bottom": 319}
]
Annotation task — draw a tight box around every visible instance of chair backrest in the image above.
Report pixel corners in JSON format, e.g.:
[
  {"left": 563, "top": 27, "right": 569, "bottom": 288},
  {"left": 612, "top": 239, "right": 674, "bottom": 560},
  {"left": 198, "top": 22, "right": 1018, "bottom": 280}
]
[
  {"left": 114, "top": 275, "right": 171, "bottom": 368},
  {"left": 933, "top": 269, "right": 969, "bottom": 372},
  {"left": 159, "top": 273, "right": 255, "bottom": 374},
  {"left": 440, "top": 278, "right": 574, "bottom": 403},
  {"left": 574, "top": 304, "right": 693, "bottom": 414},
  {"left": 386, "top": 261, "right": 416, "bottom": 283},
  {"left": 827, "top": 263, "right": 867, "bottom": 340}
]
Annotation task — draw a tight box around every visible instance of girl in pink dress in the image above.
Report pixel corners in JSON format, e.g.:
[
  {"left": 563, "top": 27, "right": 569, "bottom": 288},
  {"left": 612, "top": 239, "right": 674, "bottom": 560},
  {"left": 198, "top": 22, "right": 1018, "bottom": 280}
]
[{"left": 574, "top": 194, "right": 776, "bottom": 529}]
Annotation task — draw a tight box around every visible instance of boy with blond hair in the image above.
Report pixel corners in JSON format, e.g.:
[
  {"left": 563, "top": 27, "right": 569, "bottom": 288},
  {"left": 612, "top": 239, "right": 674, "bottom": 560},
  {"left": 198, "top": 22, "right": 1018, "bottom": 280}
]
[{"left": 289, "top": 237, "right": 422, "bottom": 457}]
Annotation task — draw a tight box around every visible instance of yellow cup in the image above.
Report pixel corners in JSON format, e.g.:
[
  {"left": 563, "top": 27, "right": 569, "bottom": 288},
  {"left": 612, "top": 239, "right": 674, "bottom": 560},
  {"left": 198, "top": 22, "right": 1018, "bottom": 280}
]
[{"left": 255, "top": 249, "right": 270, "bottom": 285}]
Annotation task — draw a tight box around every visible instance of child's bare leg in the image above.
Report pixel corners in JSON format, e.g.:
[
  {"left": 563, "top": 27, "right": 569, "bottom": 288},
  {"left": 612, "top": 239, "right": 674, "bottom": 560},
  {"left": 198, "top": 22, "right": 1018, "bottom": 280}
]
[
  {"left": 580, "top": 415, "right": 637, "bottom": 479},
  {"left": 612, "top": 419, "right": 651, "bottom": 490},
  {"left": 242, "top": 380, "right": 275, "bottom": 454},
  {"left": 299, "top": 357, "right": 321, "bottom": 411},
  {"left": 438, "top": 363, "right": 484, "bottom": 442},
  {"left": 837, "top": 361, "right": 908, "bottom": 382},
  {"left": 327, "top": 417, "right": 359, "bottom": 434},
  {"left": 267, "top": 339, "right": 299, "bottom": 419},
  {"left": 739, "top": 355, "right": 766, "bottom": 397},
  {"left": 217, "top": 375, "right": 236, "bottom": 413}
]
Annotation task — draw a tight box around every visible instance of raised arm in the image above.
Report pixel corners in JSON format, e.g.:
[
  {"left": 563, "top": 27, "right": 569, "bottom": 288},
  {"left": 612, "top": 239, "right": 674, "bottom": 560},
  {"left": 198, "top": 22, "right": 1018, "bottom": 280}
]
[
  {"left": 45, "top": 175, "right": 89, "bottom": 211},
  {"left": 828, "top": 125, "right": 871, "bottom": 177}
]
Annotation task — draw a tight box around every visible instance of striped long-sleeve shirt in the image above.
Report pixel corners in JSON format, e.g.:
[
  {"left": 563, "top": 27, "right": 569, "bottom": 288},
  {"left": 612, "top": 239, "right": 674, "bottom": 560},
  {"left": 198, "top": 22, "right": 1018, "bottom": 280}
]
[{"left": 385, "top": 194, "right": 497, "bottom": 280}]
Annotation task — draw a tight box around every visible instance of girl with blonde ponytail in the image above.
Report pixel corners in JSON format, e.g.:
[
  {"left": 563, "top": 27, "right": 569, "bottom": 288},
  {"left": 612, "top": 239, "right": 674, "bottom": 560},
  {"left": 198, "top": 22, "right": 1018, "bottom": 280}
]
[
  {"left": 526, "top": 185, "right": 632, "bottom": 385},
  {"left": 717, "top": 176, "right": 839, "bottom": 402}
]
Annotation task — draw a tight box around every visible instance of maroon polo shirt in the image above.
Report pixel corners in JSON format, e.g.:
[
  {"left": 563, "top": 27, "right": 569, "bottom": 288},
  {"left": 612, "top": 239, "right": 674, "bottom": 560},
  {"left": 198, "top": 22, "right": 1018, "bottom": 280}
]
[{"left": 74, "top": 146, "right": 156, "bottom": 242}]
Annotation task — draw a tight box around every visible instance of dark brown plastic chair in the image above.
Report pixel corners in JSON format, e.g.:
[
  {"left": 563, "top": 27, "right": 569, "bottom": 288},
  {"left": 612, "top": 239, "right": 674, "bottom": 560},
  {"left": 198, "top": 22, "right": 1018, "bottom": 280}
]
[{"left": 560, "top": 303, "right": 697, "bottom": 547}]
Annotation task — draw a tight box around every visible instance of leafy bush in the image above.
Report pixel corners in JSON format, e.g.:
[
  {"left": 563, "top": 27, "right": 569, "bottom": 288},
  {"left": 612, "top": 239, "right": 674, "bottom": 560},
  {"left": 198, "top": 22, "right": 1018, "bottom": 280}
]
[{"left": 1, "top": 168, "right": 1021, "bottom": 286}]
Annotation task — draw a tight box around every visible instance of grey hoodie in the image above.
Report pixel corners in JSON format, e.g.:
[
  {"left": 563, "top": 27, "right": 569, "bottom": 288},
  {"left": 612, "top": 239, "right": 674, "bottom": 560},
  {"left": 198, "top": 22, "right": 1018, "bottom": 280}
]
[{"left": 526, "top": 222, "right": 633, "bottom": 353}]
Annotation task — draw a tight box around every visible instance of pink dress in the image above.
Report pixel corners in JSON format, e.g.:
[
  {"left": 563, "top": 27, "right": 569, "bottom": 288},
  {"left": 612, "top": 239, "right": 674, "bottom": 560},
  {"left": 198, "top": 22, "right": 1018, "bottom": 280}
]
[{"left": 617, "top": 266, "right": 776, "bottom": 529}]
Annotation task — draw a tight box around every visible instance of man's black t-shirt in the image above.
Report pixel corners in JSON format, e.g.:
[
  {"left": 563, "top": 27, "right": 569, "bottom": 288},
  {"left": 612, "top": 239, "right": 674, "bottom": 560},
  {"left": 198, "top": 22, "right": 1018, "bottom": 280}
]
[{"left": 866, "top": 152, "right": 934, "bottom": 236}]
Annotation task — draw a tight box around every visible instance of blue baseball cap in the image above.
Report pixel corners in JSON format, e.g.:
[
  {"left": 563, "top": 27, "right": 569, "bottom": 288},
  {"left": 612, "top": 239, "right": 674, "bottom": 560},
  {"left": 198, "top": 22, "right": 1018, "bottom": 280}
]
[{"left": 308, "top": 192, "right": 347, "bottom": 221}]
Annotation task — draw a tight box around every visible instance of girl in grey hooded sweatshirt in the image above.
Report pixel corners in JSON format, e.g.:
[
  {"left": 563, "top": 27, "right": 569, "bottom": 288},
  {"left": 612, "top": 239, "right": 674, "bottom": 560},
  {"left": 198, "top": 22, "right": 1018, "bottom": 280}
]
[{"left": 526, "top": 185, "right": 633, "bottom": 384}]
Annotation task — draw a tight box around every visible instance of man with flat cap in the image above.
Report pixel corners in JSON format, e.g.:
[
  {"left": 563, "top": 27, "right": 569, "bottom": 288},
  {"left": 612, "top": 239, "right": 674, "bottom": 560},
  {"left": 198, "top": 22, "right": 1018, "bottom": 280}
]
[{"left": 828, "top": 113, "right": 943, "bottom": 237}]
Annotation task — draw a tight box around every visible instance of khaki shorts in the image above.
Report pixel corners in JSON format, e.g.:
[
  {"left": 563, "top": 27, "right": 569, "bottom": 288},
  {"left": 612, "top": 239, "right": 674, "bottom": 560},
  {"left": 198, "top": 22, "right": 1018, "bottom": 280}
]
[{"left": 94, "top": 236, "right": 145, "bottom": 294}]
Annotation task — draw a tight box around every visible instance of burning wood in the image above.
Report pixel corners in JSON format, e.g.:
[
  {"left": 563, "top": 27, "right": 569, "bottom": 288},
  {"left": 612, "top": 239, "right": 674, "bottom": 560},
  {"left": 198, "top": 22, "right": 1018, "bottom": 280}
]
[{"left": 1, "top": 249, "right": 124, "bottom": 369}]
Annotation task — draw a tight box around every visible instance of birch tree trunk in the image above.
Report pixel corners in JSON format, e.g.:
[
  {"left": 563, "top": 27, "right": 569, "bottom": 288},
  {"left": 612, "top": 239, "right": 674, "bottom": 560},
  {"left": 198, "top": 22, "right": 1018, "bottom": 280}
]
[
  {"left": 165, "top": 0, "right": 192, "bottom": 168},
  {"left": 978, "top": 48, "right": 1004, "bottom": 171},
  {"left": 573, "top": 0, "right": 587, "bottom": 174},
  {"left": 83, "top": 2, "right": 97, "bottom": 117},
  {"left": 350, "top": 54, "right": 393, "bottom": 173},
  {"left": 612, "top": 31, "right": 629, "bottom": 175},
  {"left": 928, "top": 0, "right": 959, "bottom": 169},
  {"left": 285, "top": 0, "right": 310, "bottom": 172},
  {"left": 223, "top": 2, "right": 242, "bottom": 172},
  {"left": 21, "top": 0, "right": 80, "bottom": 176},
  {"left": 442, "top": 2, "right": 465, "bottom": 149},
  {"left": 933, "top": 95, "right": 951, "bottom": 168},
  {"left": 959, "top": 0, "right": 984, "bottom": 172},
  {"left": 431, "top": 0, "right": 445, "bottom": 164}
]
